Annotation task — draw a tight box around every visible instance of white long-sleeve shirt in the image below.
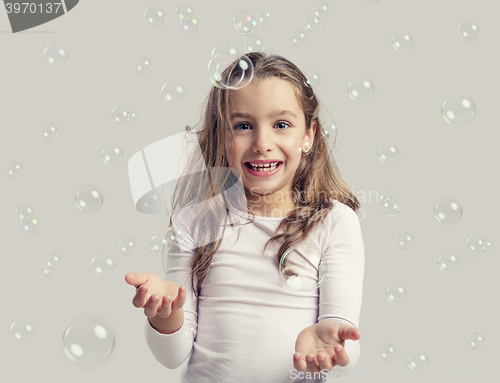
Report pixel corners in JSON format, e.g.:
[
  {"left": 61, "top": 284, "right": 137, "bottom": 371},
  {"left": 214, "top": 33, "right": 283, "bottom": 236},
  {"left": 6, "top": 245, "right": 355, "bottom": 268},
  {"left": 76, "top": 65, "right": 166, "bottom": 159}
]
[{"left": 144, "top": 199, "right": 365, "bottom": 383}]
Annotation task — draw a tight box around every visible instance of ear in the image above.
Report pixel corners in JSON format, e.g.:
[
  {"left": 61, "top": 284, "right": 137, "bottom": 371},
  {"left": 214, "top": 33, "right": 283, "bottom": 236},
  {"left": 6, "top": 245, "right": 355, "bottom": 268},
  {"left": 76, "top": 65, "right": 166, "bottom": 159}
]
[{"left": 306, "top": 121, "right": 317, "bottom": 144}]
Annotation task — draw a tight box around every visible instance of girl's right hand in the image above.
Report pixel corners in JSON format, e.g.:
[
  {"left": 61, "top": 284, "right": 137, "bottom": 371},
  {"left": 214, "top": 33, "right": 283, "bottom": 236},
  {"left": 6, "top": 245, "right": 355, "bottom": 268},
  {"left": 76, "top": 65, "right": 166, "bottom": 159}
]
[{"left": 125, "top": 272, "right": 187, "bottom": 319}]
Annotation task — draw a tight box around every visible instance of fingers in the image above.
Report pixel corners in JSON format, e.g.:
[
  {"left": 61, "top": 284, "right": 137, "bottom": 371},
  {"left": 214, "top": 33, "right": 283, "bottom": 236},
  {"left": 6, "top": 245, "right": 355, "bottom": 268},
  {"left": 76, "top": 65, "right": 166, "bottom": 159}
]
[
  {"left": 294, "top": 347, "right": 349, "bottom": 373},
  {"left": 333, "top": 345, "right": 350, "bottom": 367},
  {"left": 171, "top": 286, "right": 186, "bottom": 310},
  {"left": 293, "top": 352, "right": 307, "bottom": 371},
  {"left": 156, "top": 295, "right": 173, "bottom": 318},
  {"left": 293, "top": 353, "right": 321, "bottom": 372},
  {"left": 339, "top": 326, "right": 361, "bottom": 342},
  {"left": 317, "top": 351, "right": 333, "bottom": 371},
  {"left": 144, "top": 293, "right": 164, "bottom": 318},
  {"left": 132, "top": 285, "right": 149, "bottom": 308},
  {"left": 125, "top": 272, "right": 148, "bottom": 288}
]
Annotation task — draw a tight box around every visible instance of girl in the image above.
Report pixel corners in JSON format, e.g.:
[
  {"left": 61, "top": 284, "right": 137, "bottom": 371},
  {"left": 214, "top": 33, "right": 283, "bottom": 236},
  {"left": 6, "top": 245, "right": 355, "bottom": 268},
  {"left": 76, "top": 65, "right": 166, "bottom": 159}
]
[{"left": 125, "top": 52, "right": 365, "bottom": 383}]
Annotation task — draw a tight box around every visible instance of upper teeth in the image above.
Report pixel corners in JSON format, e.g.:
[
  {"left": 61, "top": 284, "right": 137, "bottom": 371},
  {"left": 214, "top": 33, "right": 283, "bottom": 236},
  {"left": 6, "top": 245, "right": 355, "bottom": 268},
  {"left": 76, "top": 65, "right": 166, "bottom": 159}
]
[{"left": 249, "top": 162, "right": 279, "bottom": 168}]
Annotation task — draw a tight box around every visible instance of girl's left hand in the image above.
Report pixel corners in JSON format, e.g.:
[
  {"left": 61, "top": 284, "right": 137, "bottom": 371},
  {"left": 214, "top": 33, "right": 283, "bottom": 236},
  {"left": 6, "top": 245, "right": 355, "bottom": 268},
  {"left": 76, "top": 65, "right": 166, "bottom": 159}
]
[{"left": 293, "top": 320, "right": 361, "bottom": 372}]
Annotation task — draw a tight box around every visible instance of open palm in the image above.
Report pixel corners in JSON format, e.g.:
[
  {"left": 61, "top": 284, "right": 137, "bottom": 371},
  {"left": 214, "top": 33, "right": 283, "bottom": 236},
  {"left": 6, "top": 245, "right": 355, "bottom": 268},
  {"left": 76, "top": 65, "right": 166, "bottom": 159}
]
[{"left": 293, "top": 319, "right": 361, "bottom": 372}]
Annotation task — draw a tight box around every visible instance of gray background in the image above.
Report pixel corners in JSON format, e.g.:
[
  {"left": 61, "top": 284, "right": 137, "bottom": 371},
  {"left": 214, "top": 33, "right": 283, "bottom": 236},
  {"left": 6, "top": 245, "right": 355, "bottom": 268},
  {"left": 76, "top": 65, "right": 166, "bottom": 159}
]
[{"left": 1, "top": 0, "right": 499, "bottom": 381}]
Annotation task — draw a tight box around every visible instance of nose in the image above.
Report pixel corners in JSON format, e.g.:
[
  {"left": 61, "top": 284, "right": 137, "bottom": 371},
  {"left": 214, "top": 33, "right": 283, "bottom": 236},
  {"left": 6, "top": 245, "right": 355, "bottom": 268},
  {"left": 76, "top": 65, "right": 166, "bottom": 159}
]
[{"left": 252, "top": 127, "right": 274, "bottom": 153}]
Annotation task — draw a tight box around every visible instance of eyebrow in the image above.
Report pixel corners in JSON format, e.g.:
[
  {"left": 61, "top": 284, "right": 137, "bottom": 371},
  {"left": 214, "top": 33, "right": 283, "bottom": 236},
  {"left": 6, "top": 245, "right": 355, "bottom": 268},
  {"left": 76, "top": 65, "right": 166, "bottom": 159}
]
[{"left": 229, "top": 109, "right": 299, "bottom": 120}]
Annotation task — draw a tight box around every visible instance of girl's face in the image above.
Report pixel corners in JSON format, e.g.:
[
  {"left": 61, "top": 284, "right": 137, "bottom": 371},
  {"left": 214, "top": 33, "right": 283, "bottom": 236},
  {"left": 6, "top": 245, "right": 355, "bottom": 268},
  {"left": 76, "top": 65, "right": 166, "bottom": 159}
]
[{"left": 226, "top": 77, "right": 315, "bottom": 202}]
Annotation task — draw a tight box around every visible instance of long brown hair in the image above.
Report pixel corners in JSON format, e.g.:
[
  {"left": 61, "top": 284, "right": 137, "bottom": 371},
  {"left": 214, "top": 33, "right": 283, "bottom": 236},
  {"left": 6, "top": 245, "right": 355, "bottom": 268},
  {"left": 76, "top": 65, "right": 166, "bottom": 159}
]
[{"left": 164, "top": 52, "right": 360, "bottom": 302}]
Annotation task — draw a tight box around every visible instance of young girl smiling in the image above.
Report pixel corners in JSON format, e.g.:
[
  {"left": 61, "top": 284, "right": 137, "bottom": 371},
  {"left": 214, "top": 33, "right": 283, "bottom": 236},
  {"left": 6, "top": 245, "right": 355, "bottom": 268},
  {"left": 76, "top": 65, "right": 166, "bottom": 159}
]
[{"left": 125, "top": 52, "right": 365, "bottom": 382}]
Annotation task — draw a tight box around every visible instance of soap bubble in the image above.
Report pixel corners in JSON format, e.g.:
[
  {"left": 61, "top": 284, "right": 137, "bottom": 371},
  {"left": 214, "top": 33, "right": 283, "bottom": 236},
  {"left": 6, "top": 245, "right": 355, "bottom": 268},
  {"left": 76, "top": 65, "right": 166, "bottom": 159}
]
[
  {"left": 392, "top": 31, "right": 413, "bottom": 51},
  {"left": 208, "top": 50, "right": 254, "bottom": 90},
  {"left": 43, "top": 45, "right": 69, "bottom": 65},
  {"left": 304, "top": 15, "right": 321, "bottom": 32},
  {"left": 16, "top": 204, "right": 35, "bottom": 222},
  {"left": 43, "top": 252, "right": 62, "bottom": 270},
  {"left": 180, "top": 17, "right": 201, "bottom": 34},
  {"left": 379, "top": 190, "right": 400, "bottom": 216},
  {"left": 139, "top": 191, "right": 162, "bottom": 212},
  {"left": 305, "top": 71, "right": 321, "bottom": 88},
  {"left": 150, "top": 234, "right": 168, "bottom": 254},
  {"left": 244, "top": 35, "right": 265, "bottom": 53},
  {"left": 91, "top": 255, "right": 117, "bottom": 277},
  {"left": 312, "top": 2, "right": 330, "bottom": 18},
  {"left": 6, "top": 161, "right": 23, "bottom": 178},
  {"left": 434, "top": 197, "right": 462, "bottom": 225},
  {"left": 321, "top": 121, "right": 337, "bottom": 140},
  {"left": 135, "top": 57, "right": 152, "bottom": 74},
  {"left": 75, "top": 185, "right": 104, "bottom": 213},
  {"left": 468, "top": 332, "right": 485, "bottom": 350},
  {"left": 144, "top": 7, "right": 166, "bottom": 27},
  {"left": 458, "top": 20, "right": 481, "bottom": 41},
  {"left": 62, "top": 315, "right": 115, "bottom": 366},
  {"left": 280, "top": 242, "right": 327, "bottom": 292},
  {"left": 397, "top": 232, "right": 414, "bottom": 249},
  {"left": 119, "top": 238, "right": 136, "bottom": 255},
  {"left": 41, "top": 123, "right": 58, "bottom": 140},
  {"left": 380, "top": 343, "right": 397, "bottom": 361},
  {"left": 110, "top": 106, "right": 138, "bottom": 125},
  {"left": 161, "top": 83, "right": 187, "bottom": 103},
  {"left": 176, "top": 4, "right": 194, "bottom": 22},
  {"left": 441, "top": 93, "right": 475, "bottom": 126},
  {"left": 256, "top": 11, "right": 272, "bottom": 25},
  {"left": 10, "top": 321, "right": 36, "bottom": 341},
  {"left": 348, "top": 76, "right": 374, "bottom": 101},
  {"left": 407, "top": 351, "right": 429, "bottom": 371},
  {"left": 378, "top": 143, "right": 399, "bottom": 163},
  {"left": 233, "top": 11, "right": 258, "bottom": 35},
  {"left": 21, "top": 217, "right": 41, "bottom": 234},
  {"left": 466, "top": 235, "right": 493, "bottom": 254},
  {"left": 290, "top": 29, "right": 308, "bottom": 47},
  {"left": 386, "top": 283, "right": 407, "bottom": 304},
  {"left": 437, "top": 251, "right": 460, "bottom": 271},
  {"left": 101, "top": 145, "right": 123, "bottom": 164}
]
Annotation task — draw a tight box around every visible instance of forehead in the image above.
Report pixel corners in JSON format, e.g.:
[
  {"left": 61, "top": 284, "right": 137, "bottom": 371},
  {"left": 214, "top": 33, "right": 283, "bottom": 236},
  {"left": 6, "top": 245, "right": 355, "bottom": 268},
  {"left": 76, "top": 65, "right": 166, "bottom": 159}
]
[{"left": 228, "top": 77, "right": 303, "bottom": 113}]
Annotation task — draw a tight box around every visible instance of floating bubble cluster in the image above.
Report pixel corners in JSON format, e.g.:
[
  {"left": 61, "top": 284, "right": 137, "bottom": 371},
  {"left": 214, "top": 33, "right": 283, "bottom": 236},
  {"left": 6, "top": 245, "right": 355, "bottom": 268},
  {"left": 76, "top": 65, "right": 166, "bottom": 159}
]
[{"left": 110, "top": 106, "right": 139, "bottom": 125}]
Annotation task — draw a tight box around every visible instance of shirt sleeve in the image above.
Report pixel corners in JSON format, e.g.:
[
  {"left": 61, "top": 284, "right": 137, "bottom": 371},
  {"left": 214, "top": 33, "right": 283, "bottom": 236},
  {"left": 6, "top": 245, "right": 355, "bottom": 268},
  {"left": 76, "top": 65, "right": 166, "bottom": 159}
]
[
  {"left": 144, "top": 205, "right": 199, "bottom": 369},
  {"left": 318, "top": 202, "right": 365, "bottom": 372}
]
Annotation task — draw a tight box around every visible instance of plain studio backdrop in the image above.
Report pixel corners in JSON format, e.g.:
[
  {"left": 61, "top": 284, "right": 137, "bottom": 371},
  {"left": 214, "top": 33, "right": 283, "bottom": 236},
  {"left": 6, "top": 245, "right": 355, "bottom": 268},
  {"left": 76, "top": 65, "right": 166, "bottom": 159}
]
[{"left": 1, "top": 0, "right": 498, "bottom": 382}]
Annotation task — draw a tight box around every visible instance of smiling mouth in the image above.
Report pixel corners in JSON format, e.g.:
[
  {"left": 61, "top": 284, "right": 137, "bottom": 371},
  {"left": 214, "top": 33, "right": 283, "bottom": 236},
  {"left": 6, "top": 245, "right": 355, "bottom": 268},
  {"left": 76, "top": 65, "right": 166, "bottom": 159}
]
[{"left": 245, "top": 162, "right": 282, "bottom": 172}]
